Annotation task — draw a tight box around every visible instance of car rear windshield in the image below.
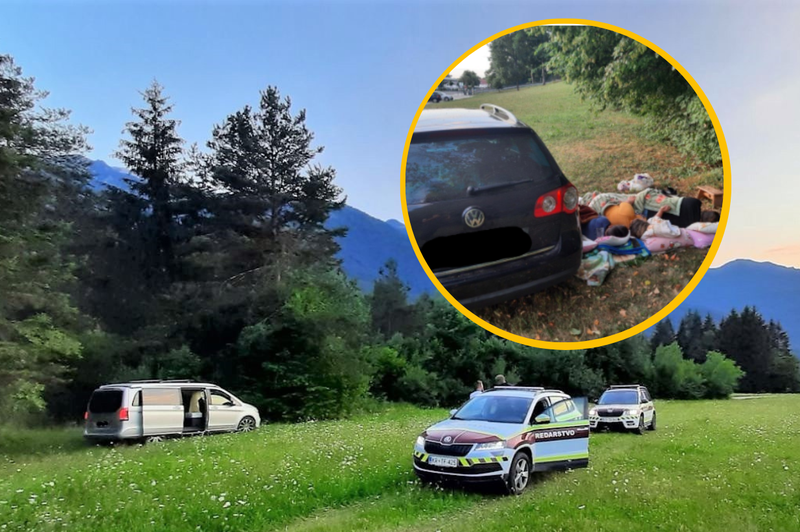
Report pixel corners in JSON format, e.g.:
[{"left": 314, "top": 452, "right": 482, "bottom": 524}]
[
  {"left": 88, "top": 390, "right": 124, "bottom": 413},
  {"left": 406, "top": 130, "right": 556, "bottom": 205},
  {"left": 453, "top": 395, "right": 532, "bottom": 424},
  {"left": 598, "top": 390, "right": 638, "bottom": 405}
]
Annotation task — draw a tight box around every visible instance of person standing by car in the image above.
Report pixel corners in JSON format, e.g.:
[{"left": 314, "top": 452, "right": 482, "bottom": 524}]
[
  {"left": 470, "top": 380, "right": 484, "bottom": 398},
  {"left": 495, "top": 375, "right": 511, "bottom": 387}
]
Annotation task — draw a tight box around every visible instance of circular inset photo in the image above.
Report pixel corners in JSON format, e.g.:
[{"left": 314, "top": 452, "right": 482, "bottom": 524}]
[{"left": 401, "top": 19, "right": 730, "bottom": 348}]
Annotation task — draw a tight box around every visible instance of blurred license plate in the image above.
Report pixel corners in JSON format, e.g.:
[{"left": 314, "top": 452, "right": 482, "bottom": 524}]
[{"left": 428, "top": 456, "right": 458, "bottom": 468}]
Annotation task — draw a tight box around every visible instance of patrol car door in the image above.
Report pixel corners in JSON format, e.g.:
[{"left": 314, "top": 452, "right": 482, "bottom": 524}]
[
  {"left": 528, "top": 397, "right": 590, "bottom": 472},
  {"left": 640, "top": 389, "right": 654, "bottom": 424}
]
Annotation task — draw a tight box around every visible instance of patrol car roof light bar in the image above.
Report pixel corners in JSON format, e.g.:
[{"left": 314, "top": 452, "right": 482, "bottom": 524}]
[
  {"left": 479, "top": 104, "right": 518, "bottom": 125},
  {"left": 608, "top": 384, "right": 642, "bottom": 389},
  {"left": 484, "top": 386, "right": 545, "bottom": 392},
  {"left": 128, "top": 379, "right": 195, "bottom": 384}
]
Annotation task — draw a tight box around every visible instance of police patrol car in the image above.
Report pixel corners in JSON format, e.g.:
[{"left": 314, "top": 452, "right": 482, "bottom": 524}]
[
  {"left": 412, "top": 387, "right": 589, "bottom": 494},
  {"left": 589, "top": 384, "right": 656, "bottom": 434}
]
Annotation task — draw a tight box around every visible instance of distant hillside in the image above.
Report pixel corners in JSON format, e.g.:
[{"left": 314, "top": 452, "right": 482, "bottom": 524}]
[
  {"left": 385, "top": 219, "right": 407, "bottom": 234},
  {"left": 86, "top": 160, "right": 434, "bottom": 298},
  {"left": 325, "top": 206, "right": 433, "bottom": 298},
  {"left": 669, "top": 259, "right": 800, "bottom": 350},
  {"left": 87, "top": 159, "right": 136, "bottom": 190}
]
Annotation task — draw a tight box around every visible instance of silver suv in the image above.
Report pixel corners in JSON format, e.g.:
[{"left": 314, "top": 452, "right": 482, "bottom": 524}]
[
  {"left": 84, "top": 380, "right": 261, "bottom": 443},
  {"left": 589, "top": 385, "right": 655, "bottom": 434}
]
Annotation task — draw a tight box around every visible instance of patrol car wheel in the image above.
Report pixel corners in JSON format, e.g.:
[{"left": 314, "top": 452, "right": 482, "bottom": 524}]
[
  {"left": 648, "top": 412, "right": 657, "bottom": 431},
  {"left": 635, "top": 415, "right": 645, "bottom": 435},
  {"left": 507, "top": 452, "right": 531, "bottom": 495},
  {"left": 237, "top": 416, "right": 256, "bottom": 433}
]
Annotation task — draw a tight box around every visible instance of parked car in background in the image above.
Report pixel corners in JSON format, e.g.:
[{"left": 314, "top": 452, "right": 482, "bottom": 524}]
[
  {"left": 405, "top": 104, "right": 582, "bottom": 309},
  {"left": 589, "top": 384, "right": 656, "bottom": 434},
  {"left": 429, "top": 92, "right": 442, "bottom": 103},
  {"left": 83, "top": 380, "right": 261, "bottom": 443},
  {"left": 413, "top": 386, "right": 590, "bottom": 494},
  {"left": 441, "top": 92, "right": 453, "bottom": 101}
]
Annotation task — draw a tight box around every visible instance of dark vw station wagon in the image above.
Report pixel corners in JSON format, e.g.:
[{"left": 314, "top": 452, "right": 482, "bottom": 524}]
[{"left": 405, "top": 104, "right": 582, "bottom": 309}]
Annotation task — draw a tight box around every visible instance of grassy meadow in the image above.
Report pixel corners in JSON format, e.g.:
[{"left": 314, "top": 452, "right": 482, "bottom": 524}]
[
  {"left": 423, "top": 83, "right": 721, "bottom": 341},
  {"left": 1, "top": 396, "right": 798, "bottom": 531}
]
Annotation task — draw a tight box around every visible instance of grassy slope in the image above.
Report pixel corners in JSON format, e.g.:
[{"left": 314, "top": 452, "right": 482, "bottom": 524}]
[
  {"left": 2, "top": 397, "right": 798, "bottom": 532},
  {"left": 423, "top": 84, "right": 720, "bottom": 341}
]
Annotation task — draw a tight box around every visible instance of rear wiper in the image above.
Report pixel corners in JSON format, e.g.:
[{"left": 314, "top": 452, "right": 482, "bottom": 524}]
[{"left": 467, "top": 179, "right": 531, "bottom": 196}]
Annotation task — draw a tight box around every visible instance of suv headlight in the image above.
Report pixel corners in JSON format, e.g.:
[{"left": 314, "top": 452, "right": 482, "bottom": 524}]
[
  {"left": 474, "top": 441, "right": 505, "bottom": 451},
  {"left": 415, "top": 436, "right": 425, "bottom": 447},
  {"left": 589, "top": 408, "right": 597, "bottom": 416},
  {"left": 625, "top": 409, "right": 638, "bottom": 416}
]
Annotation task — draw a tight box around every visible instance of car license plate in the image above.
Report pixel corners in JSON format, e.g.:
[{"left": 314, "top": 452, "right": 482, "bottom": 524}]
[{"left": 428, "top": 455, "right": 458, "bottom": 468}]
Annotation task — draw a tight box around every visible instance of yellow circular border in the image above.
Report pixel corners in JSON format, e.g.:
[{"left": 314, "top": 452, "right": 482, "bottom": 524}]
[{"left": 400, "top": 18, "right": 731, "bottom": 350}]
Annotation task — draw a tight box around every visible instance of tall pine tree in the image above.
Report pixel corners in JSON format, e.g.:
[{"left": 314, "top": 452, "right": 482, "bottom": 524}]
[
  {"left": 677, "top": 311, "right": 706, "bottom": 363},
  {"left": 203, "top": 86, "right": 344, "bottom": 284},
  {"left": 650, "top": 318, "right": 675, "bottom": 351}
]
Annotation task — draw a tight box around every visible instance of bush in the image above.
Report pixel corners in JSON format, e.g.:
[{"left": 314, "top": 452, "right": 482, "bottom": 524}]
[{"left": 701, "top": 351, "right": 745, "bottom": 398}]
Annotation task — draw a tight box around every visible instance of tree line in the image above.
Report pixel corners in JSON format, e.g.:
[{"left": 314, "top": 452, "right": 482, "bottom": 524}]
[
  {"left": 0, "top": 53, "right": 782, "bottom": 428},
  {"left": 484, "top": 26, "right": 721, "bottom": 166},
  {"left": 651, "top": 308, "right": 800, "bottom": 394}
]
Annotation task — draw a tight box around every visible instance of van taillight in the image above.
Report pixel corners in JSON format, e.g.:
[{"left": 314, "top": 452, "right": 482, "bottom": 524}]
[
  {"left": 119, "top": 407, "right": 129, "bottom": 421},
  {"left": 534, "top": 185, "right": 579, "bottom": 217}
]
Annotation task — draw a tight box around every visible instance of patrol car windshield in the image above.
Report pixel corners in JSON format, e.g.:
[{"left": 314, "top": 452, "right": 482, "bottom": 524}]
[
  {"left": 406, "top": 130, "right": 556, "bottom": 205},
  {"left": 453, "top": 395, "right": 532, "bottom": 424},
  {"left": 598, "top": 390, "right": 638, "bottom": 405}
]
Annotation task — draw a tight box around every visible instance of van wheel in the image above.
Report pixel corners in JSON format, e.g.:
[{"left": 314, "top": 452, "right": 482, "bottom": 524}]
[
  {"left": 144, "top": 435, "right": 164, "bottom": 444},
  {"left": 648, "top": 412, "right": 657, "bottom": 431},
  {"left": 237, "top": 416, "right": 256, "bottom": 433},
  {"left": 506, "top": 452, "right": 531, "bottom": 495}
]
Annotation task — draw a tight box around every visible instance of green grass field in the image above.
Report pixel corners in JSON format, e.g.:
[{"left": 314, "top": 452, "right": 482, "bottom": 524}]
[
  {"left": 422, "top": 83, "right": 721, "bottom": 341},
  {"left": 2, "top": 396, "right": 798, "bottom": 531}
]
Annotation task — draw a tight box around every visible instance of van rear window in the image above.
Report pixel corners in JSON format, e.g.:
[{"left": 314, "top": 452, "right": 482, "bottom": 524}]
[
  {"left": 88, "top": 390, "right": 123, "bottom": 413},
  {"left": 406, "top": 130, "right": 556, "bottom": 205}
]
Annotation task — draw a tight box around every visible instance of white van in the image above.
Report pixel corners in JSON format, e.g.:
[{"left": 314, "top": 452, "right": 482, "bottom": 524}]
[{"left": 83, "top": 380, "right": 261, "bottom": 443}]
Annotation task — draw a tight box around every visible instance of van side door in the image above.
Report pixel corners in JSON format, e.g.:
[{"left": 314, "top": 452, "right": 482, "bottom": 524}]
[
  {"left": 528, "top": 396, "right": 590, "bottom": 472},
  {"left": 142, "top": 387, "right": 184, "bottom": 436},
  {"left": 207, "top": 388, "right": 242, "bottom": 432}
]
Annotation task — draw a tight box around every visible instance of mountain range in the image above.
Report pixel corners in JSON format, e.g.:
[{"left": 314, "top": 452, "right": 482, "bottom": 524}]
[
  {"left": 670, "top": 259, "right": 800, "bottom": 351},
  {"left": 86, "top": 160, "right": 434, "bottom": 298}
]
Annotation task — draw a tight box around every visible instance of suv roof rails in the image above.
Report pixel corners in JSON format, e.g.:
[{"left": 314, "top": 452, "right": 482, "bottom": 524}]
[
  {"left": 608, "top": 384, "right": 642, "bottom": 389},
  {"left": 479, "top": 104, "right": 518, "bottom": 125}
]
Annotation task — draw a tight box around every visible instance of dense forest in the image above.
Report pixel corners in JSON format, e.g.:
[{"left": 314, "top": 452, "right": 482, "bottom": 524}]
[{"left": 0, "top": 52, "right": 796, "bottom": 428}]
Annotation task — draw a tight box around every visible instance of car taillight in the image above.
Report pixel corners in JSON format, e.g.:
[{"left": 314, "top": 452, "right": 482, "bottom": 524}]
[
  {"left": 534, "top": 185, "right": 579, "bottom": 217},
  {"left": 119, "top": 407, "right": 129, "bottom": 421},
  {"left": 562, "top": 186, "right": 579, "bottom": 213},
  {"left": 84, "top": 411, "right": 89, "bottom": 420}
]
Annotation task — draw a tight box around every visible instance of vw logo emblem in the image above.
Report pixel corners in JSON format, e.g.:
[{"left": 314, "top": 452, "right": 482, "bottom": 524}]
[
  {"left": 443, "top": 435, "right": 453, "bottom": 444},
  {"left": 463, "top": 207, "right": 485, "bottom": 228}
]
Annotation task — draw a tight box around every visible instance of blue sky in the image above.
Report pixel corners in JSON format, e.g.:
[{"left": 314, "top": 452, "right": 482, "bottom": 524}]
[{"left": 2, "top": 0, "right": 799, "bottom": 267}]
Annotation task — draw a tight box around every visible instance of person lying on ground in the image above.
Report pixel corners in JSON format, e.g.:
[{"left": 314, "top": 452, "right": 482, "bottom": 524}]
[
  {"left": 629, "top": 205, "right": 716, "bottom": 253},
  {"left": 582, "top": 188, "right": 716, "bottom": 228}
]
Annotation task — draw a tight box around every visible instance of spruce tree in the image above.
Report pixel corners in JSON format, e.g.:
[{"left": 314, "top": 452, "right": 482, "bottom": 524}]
[
  {"left": 650, "top": 318, "right": 675, "bottom": 351},
  {"left": 370, "top": 259, "right": 417, "bottom": 338},
  {"left": 677, "top": 311, "right": 705, "bottom": 363},
  {"left": 114, "top": 81, "right": 185, "bottom": 284},
  {"left": 0, "top": 54, "right": 90, "bottom": 420}
]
